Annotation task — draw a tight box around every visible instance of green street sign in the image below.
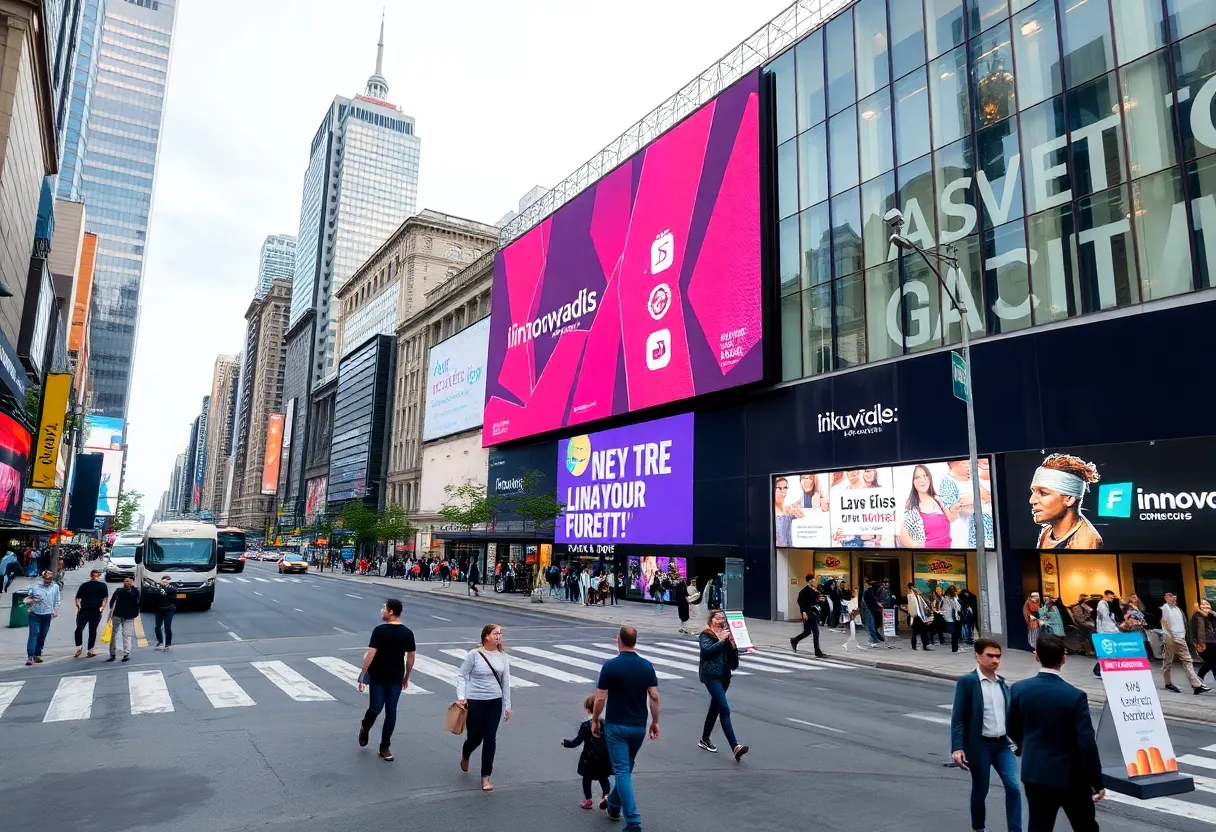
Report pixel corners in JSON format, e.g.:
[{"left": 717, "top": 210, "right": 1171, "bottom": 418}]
[{"left": 952, "top": 350, "right": 969, "bottom": 402}]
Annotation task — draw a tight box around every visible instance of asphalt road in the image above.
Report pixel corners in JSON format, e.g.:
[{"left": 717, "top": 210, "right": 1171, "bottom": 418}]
[{"left": 1, "top": 559, "right": 1213, "bottom": 831}]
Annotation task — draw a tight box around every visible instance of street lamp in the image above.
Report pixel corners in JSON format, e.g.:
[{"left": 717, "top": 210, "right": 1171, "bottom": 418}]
[{"left": 885, "top": 209, "right": 994, "bottom": 641}]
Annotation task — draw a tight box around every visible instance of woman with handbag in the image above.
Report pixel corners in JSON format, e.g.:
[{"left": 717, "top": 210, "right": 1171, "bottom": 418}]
[
  {"left": 1192, "top": 600, "right": 1216, "bottom": 681},
  {"left": 455, "top": 623, "right": 512, "bottom": 792},
  {"left": 698, "top": 609, "right": 749, "bottom": 761}
]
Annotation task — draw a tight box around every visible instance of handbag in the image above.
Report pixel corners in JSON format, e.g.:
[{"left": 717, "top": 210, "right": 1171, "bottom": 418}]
[{"left": 445, "top": 702, "right": 468, "bottom": 735}]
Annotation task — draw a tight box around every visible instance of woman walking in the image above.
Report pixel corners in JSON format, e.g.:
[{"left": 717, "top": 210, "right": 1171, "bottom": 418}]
[
  {"left": 697, "top": 610, "right": 750, "bottom": 761},
  {"left": 456, "top": 623, "right": 512, "bottom": 791},
  {"left": 1192, "top": 600, "right": 1216, "bottom": 681},
  {"left": 941, "top": 586, "right": 962, "bottom": 652}
]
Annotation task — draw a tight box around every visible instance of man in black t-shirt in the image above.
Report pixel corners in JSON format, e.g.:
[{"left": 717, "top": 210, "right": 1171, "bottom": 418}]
[
  {"left": 74, "top": 569, "right": 109, "bottom": 657},
  {"left": 357, "top": 598, "right": 416, "bottom": 761}
]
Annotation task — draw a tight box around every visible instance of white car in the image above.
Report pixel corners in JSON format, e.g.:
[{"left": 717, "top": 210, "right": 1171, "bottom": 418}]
[{"left": 105, "top": 543, "right": 138, "bottom": 582}]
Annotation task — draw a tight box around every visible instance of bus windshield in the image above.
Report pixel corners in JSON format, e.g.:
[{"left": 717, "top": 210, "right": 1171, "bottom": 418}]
[
  {"left": 145, "top": 538, "right": 216, "bottom": 572},
  {"left": 217, "top": 530, "right": 246, "bottom": 556}
]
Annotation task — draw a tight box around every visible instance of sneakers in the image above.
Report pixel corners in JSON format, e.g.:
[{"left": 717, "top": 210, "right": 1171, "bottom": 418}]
[
  {"left": 581, "top": 799, "right": 594, "bottom": 810},
  {"left": 155, "top": 642, "right": 163, "bottom": 650},
  {"left": 733, "top": 744, "right": 750, "bottom": 761},
  {"left": 33, "top": 656, "right": 43, "bottom": 663},
  {"left": 1195, "top": 685, "right": 1212, "bottom": 694},
  {"left": 106, "top": 655, "right": 116, "bottom": 662},
  {"left": 86, "top": 651, "right": 96, "bottom": 657},
  {"left": 1164, "top": 684, "right": 1181, "bottom": 693},
  {"left": 378, "top": 749, "right": 394, "bottom": 762},
  {"left": 25, "top": 658, "right": 33, "bottom": 666},
  {"left": 815, "top": 652, "right": 827, "bottom": 659},
  {"left": 606, "top": 806, "right": 622, "bottom": 822},
  {"left": 698, "top": 738, "right": 718, "bottom": 753},
  {"left": 122, "top": 655, "right": 130, "bottom": 662}
]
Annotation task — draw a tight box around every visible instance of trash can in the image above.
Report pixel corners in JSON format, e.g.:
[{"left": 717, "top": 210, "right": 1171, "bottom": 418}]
[{"left": 8, "top": 590, "right": 29, "bottom": 628}]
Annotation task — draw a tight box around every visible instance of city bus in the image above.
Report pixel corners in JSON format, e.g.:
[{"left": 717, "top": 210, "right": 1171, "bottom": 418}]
[
  {"left": 135, "top": 521, "right": 223, "bottom": 610},
  {"left": 216, "top": 527, "right": 247, "bottom": 573}
]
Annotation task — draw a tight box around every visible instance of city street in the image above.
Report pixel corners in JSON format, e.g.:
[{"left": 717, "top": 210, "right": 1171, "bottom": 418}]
[{"left": 0, "top": 560, "right": 1212, "bottom": 831}]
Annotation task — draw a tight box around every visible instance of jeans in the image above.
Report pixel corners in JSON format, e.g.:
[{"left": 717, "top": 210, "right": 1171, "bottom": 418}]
[
  {"left": 154, "top": 608, "right": 175, "bottom": 647},
  {"left": 969, "top": 738, "right": 1022, "bottom": 832},
  {"left": 27, "top": 612, "right": 52, "bottom": 658},
  {"left": 865, "top": 607, "right": 885, "bottom": 643},
  {"left": 461, "top": 697, "right": 503, "bottom": 777},
  {"left": 702, "top": 678, "right": 738, "bottom": 749},
  {"left": 362, "top": 681, "right": 403, "bottom": 751},
  {"left": 605, "top": 722, "right": 647, "bottom": 830},
  {"left": 109, "top": 617, "right": 135, "bottom": 657},
  {"left": 75, "top": 609, "right": 102, "bottom": 649},
  {"left": 962, "top": 621, "right": 975, "bottom": 643}
]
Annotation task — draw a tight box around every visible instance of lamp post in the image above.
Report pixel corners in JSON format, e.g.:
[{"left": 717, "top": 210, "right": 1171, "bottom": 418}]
[{"left": 885, "top": 210, "right": 993, "bottom": 640}]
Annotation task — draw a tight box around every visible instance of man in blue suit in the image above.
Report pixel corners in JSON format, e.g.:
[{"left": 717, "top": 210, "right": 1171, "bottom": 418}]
[
  {"left": 951, "top": 638, "right": 1021, "bottom": 832},
  {"left": 1009, "top": 633, "right": 1105, "bottom": 831}
]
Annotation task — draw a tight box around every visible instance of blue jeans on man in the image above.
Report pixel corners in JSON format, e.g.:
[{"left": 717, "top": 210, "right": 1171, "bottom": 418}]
[
  {"left": 362, "top": 681, "right": 403, "bottom": 751},
  {"left": 969, "top": 737, "right": 1022, "bottom": 832},
  {"left": 605, "top": 722, "right": 647, "bottom": 830},
  {"left": 865, "top": 606, "right": 884, "bottom": 643},
  {"left": 27, "top": 612, "right": 53, "bottom": 659}
]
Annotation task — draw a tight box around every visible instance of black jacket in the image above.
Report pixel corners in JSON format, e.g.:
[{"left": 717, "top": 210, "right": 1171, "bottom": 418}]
[
  {"left": 149, "top": 583, "right": 177, "bottom": 610},
  {"left": 1009, "top": 672, "right": 1103, "bottom": 792},
  {"left": 562, "top": 718, "right": 612, "bottom": 778},
  {"left": 797, "top": 585, "right": 821, "bottom": 618},
  {"left": 109, "top": 586, "right": 140, "bottom": 619},
  {"left": 698, "top": 630, "right": 739, "bottom": 683}
]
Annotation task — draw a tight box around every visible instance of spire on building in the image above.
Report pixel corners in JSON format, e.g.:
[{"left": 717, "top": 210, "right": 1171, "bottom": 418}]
[{"left": 365, "top": 10, "right": 389, "bottom": 100}]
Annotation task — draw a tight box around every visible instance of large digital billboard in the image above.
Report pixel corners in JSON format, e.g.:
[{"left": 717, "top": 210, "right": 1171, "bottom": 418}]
[
  {"left": 485, "top": 70, "right": 762, "bottom": 446},
  {"left": 424, "top": 317, "right": 489, "bottom": 442},
  {"left": 95, "top": 448, "right": 124, "bottom": 516},
  {"left": 556, "top": 413, "right": 693, "bottom": 546},
  {"left": 0, "top": 412, "right": 30, "bottom": 523},
  {"left": 82, "top": 415, "right": 123, "bottom": 450},
  {"left": 261, "top": 413, "right": 284, "bottom": 495},
  {"left": 21, "top": 487, "right": 61, "bottom": 530}
]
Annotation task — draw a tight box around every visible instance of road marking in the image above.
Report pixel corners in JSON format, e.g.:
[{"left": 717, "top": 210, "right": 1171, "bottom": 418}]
[
  {"left": 904, "top": 713, "right": 951, "bottom": 725},
  {"left": 274, "top": 578, "right": 287, "bottom": 583},
  {"left": 1178, "top": 754, "right": 1216, "bottom": 771},
  {"left": 253, "top": 591, "right": 264, "bottom": 597},
  {"left": 191, "top": 665, "right": 256, "bottom": 708},
  {"left": 1182, "top": 771, "right": 1216, "bottom": 795},
  {"left": 436, "top": 648, "right": 538, "bottom": 688},
  {"left": 581, "top": 643, "right": 703, "bottom": 674},
  {"left": 510, "top": 645, "right": 680, "bottom": 681},
  {"left": 308, "top": 656, "right": 431, "bottom": 695},
  {"left": 1103, "top": 788, "right": 1216, "bottom": 824},
  {"left": 254, "top": 577, "right": 271, "bottom": 583},
  {"left": 228, "top": 632, "right": 242, "bottom": 641},
  {"left": 289, "top": 578, "right": 302, "bottom": 583},
  {"left": 408, "top": 654, "right": 463, "bottom": 686},
  {"left": 271, "top": 598, "right": 281, "bottom": 604},
  {"left": 344, "top": 593, "right": 363, "bottom": 599},
  {"left": 293, "top": 608, "right": 304, "bottom": 613},
  {"left": 129, "top": 670, "right": 174, "bottom": 714},
  {"left": 235, "top": 577, "right": 251, "bottom": 583},
  {"left": 217, "top": 577, "right": 230, "bottom": 583},
  {"left": 595, "top": 643, "right": 752, "bottom": 675},
  {"left": 787, "top": 717, "right": 846, "bottom": 734},
  {"left": 937, "top": 704, "right": 953, "bottom": 710},
  {"left": 333, "top": 627, "right": 351, "bottom": 634},
  {"left": 0, "top": 681, "right": 23, "bottom": 718},
  {"left": 431, "top": 615, "right": 451, "bottom": 622},
  {"left": 655, "top": 642, "right": 803, "bottom": 672},
  {"left": 133, "top": 615, "right": 148, "bottom": 648},
  {"left": 1203, "top": 744, "right": 1216, "bottom": 753},
  {"left": 440, "top": 648, "right": 579, "bottom": 683},
  {"left": 44, "top": 676, "right": 96, "bottom": 722},
  {"left": 656, "top": 641, "right": 847, "bottom": 670},
  {"left": 252, "top": 661, "right": 334, "bottom": 702}
]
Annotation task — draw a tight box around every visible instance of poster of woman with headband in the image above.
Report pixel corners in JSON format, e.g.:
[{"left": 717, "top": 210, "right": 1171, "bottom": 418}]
[{"left": 1028, "top": 453, "right": 1104, "bottom": 549}]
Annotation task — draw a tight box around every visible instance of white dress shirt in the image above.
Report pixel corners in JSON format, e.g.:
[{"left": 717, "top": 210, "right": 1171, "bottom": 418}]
[{"left": 977, "top": 669, "right": 1006, "bottom": 738}]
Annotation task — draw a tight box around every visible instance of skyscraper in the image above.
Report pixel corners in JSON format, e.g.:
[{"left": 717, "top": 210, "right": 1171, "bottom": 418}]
[
  {"left": 79, "top": 0, "right": 177, "bottom": 418},
  {"left": 280, "top": 16, "right": 421, "bottom": 523},
  {"left": 255, "top": 234, "right": 297, "bottom": 299},
  {"left": 56, "top": 0, "right": 105, "bottom": 203},
  {"left": 201, "top": 354, "right": 239, "bottom": 514}
]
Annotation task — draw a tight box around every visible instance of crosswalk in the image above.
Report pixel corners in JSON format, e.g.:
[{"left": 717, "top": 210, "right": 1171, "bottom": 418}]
[
  {"left": 0, "top": 639, "right": 849, "bottom": 725},
  {"left": 219, "top": 576, "right": 306, "bottom": 584}
]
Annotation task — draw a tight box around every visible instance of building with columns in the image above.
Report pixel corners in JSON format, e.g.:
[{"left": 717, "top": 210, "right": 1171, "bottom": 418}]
[{"left": 200, "top": 353, "right": 239, "bottom": 515}]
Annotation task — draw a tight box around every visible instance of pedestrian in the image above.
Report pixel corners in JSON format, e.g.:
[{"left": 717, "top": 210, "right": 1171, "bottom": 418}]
[
  {"left": 959, "top": 587, "right": 978, "bottom": 643},
  {"left": 0, "top": 549, "right": 18, "bottom": 593},
  {"left": 592, "top": 625, "right": 660, "bottom": 832},
  {"left": 607, "top": 569, "right": 617, "bottom": 606},
  {"left": 456, "top": 623, "right": 512, "bottom": 792},
  {"left": 706, "top": 574, "right": 724, "bottom": 612},
  {"left": 23, "top": 570, "right": 62, "bottom": 665},
  {"left": 790, "top": 574, "right": 826, "bottom": 657},
  {"left": 439, "top": 560, "right": 451, "bottom": 587},
  {"left": 1023, "top": 591, "right": 1041, "bottom": 651},
  {"left": 673, "top": 577, "right": 691, "bottom": 634},
  {"left": 357, "top": 598, "right": 416, "bottom": 762},
  {"left": 1160, "top": 592, "right": 1209, "bottom": 694},
  {"left": 105, "top": 575, "right": 140, "bottom": 663},
  {"left": 950, "top": 638, "right": 1022, "bottom": 832},
  {"left": 597, "top": 571, "right": 611, "bottom": 606},
  {"left": 581, "top": 567, "right": 593, "bottom": 607},
  {"left": 1009, "top": 634, "right": 1105, "bottom": 832},
  {"left": 74, "top": 569, "right": 109, "bottom": 658},
  {"left": 149, "top": 575, "right": 178, "bottom": 651},
  {"left": 649, "top": 571, "right": 664, "bottom": 613},
  {"left": 562, "top": 693, "right": 613, "bottom": 811},
  {"left": 907, "top": 583, "right": 934, "bottom": 650},
  {"left": 942, "top": 585, "right": 962, "bottom": 652},
  {"left": 1091, "top": 589, "right": 1120, "bottom": 676},
  {"left": 468, "top": 560, "right": 480, "bottom": 597},
  {"left": 1192, "top": 599, "right": 1216, "bottom": 682},
  {"left": 698, "top": 609, "right": 749, "bottom": 760},
  {"left": 1039, "top": 596, "right": 1064, "bottom": 638},
  {"left": 861, "top": 578, "right": 885, "bottom": 647}
]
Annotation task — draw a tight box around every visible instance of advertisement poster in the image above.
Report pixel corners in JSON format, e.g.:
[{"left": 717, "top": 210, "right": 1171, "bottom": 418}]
[
  {"left": 1199, "top": 557, "right": 1216, "bottom": 603},
  {"left": 305, "top": 476, "right": 327, "bottom": 526},
  {"left": 830, "top": 468, "right": 896, "bottom": 546},
  {"left": 261, "top": 413, "right": 284, "bottom": 495},
  {"left": 812, "top": 551, "right": 850, "bottom": 585},
  {"left": 31, "top": 372, "right": 70, "bottom": 487},
  {"left": 1092, "top": 634, "right": 1178, "bottom": 776},
  {"left": 556, "top": 413, "right": 693, "bottom": 545},
  {"left": 725, "top": 611, "right": 754, "bottom": 651},
  {"left": 882, "top": 608, "right": 897, "bottom": 636},
  {"left": 1004, "top": 438, "right": 1216, "bottom": 551},
  {"left": 626, "top": 555, "right": 688, "bottom": 601},
  {"left": 0, "top": 412, "right": 30, "bottom": 523},
  {"left": 913, "top": 552, "right": 968, "bottom": 594},
  {"left": 424, "top": 317, "right": 489, "bottom": 441},
  {"left": 20, "top": 487, "right": 60, "bottom": 530},
  {"left": 1040, "top": 553, "right": 1060, "bottom": 599},
  {"left": 94, "top": 447, "right": 123, "bottom": 516},
  {"left": 783, "top": 472, "right": 832, "bottom": 547},
  {"left": 82, "top": 415, "right": 123, "bottom": 450},
  {"left": 484, "top": 71, "right": 762, "bottom": 446}
]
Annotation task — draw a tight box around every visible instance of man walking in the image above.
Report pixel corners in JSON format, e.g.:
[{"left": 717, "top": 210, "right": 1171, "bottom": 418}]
[
  {"left": 907, "top": 583, "right": 934, "bottom": 650},
  {"left": 148, "top": 575, "right": 178, "bottom": 651},
  {"left": 861, "top": 579, "right": 885, "bottom": 647},
  {"left": 1, "top": 549, "right": 18, "bottom": 593},
  {"left": 467, "top": 560, "right": 480, "bottom": 597},
  {"left": 593, "top": 625, "right": 660, "bottom": 832},
  {"left": 357, "top": 598, "right": 416, "bottom": 762},
  {"left": 24, "top": 570, "right": 62, "bottom": 665},
  {"left": 951, "top": 638, "right": 1022, "bottom": 832},
  {"left": 1009, "top": 634, "right": 1104, "bottom": 832},
  {"left": 1161, "top": 592, "right": 1209, "bottom": 694},
  {"left": 74, "top": 569, "right": 109, "bottom": 658},
  {"left": 790, "top": 574, "right": 827, "bottom": 657},
  {"left": 106, "top": 575, "right": 140, "bottom": 663},
  {"left": 1092, "top": 589, "right": 1120, "bottom": 676}
]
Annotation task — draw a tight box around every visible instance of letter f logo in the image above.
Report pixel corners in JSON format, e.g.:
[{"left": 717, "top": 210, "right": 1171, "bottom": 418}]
[{"left": 1097, "top": 483, "right": 1133, "bottom": 518}]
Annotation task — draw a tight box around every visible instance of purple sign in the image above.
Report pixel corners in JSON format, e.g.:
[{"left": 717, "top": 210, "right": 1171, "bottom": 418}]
[{"left": 557, "top": 413, "right": 694, "bottom": 545}]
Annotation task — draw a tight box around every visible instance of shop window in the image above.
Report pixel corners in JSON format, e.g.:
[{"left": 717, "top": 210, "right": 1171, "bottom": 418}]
[
  {"left": 1060, "top": 0, "right": 1115, "bottom": 87},
  {"left": 890, "top": 0, "right": 927, "bottom": 79},
  {"left": 983, "top": 219, "right": 1034, "bottom": 333},
  {"left": 1130, "top": 167, "right": 1194, "bottom": 301},
  {"left": 1166, "top": 0, "right": 1216, "bottom": 42},
  {"left": 795, "top": 29, "right": 826, "bottom": 132},
  {"left": 925, "top": 0, "right": 966, "bottom": 59},
  {"left": 1011, "top": 0, "right": 1061, "bottom": 109},
  {"left": 778, "top": 138, "right": 798, "bottom": 219},
  {"left": 799, "top": 201, "right": 832, "bottom": 287},
  {"left": 930, "top": 45, "right": 972, "bottom": 147},
  {"left": 1076, "top": 184, "right": 1140, "bottom": 312},
  {"left": 1027, "top": 203, "right": 1081, "bottom": 324},
  {"left": 1111, "top": 0, "right": 1165, "bottom": 65},
  {"left": 894, "top": 68, "right": 932, "bottom": 164},
  {"left": 1184, "top": 155, "right": 1216, "bottom": 289},
  {"left": 826, "top": 10, "right": 857, "bottom": 114},
  {"left": 970, "top": 22, "right": 1016, "bottom": 128},
  {"left": 861, "top": 171, "right": 897, "bottom": 266},
  {"left": 967, "top": 0, "right": 1009, "bottom": 35},
  {"left": 866, "top": 260, "right": 903, "bottom": 359},
  {"left": 936, "top": 137, "right": 979, "bottom": 244},
  {"left": 780, "top": 293, "right": 803, "bottom": 381},
  {"left": 834, "top": 273, "right": 867, "bottom": 368},
  {"left": 1120, "top": 50, "right": 1178, "bottom": 179},
  {"left": 771, "top": 50, "right": 797, "bottom": 144},
  {"left": 831, "top": 188, "right": 863, "bottom": 277},
  {"left": 975, "top": 114, "right": 1024, "bottom": 227},
  {"left": 779, "top": 214, "right": 801, "bottom": 296},
  {"left": 859, "top": 87, "right": 895, "bottom": 181},
  {"left": 798, "top": 123, "right": 829, "bottom": 209},
  {"left": 829, "top": 107, "right": 860, "bottom": 195},
  {"left": 854, "top": 0, "right": 890, "bottom": 99},
  {"left": 1067, "top": 72, "right": 1127, "bottom": 199},
  {"left": 1173, "top": 27, "right": 1216, "bottom": 162},
  {"left": 801, "top": 283, "right": 834, "bottom": 374}
]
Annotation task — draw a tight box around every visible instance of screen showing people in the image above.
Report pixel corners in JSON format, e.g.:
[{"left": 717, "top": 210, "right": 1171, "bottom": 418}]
[
  {"left": 774, "top": 460, "right": 994, "bottom": 549},
  {"left": 626, "top": 555, "right": 688, "bottom": 602}
]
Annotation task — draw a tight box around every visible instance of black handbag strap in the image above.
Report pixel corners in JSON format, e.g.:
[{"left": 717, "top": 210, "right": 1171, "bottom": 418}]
[{"left": 478, "top": 650, "right": 505, "bottom": 692}]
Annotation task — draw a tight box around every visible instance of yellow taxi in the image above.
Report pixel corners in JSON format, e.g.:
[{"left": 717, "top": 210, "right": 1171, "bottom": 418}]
[{"left": 278, "top": 553, "right": 309, "bottom": 574}]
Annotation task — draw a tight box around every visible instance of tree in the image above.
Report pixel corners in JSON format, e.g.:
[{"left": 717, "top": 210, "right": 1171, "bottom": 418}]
[
  {"left": 339, "top": 501, "right": 378, "bottom": 556},
  {"left": 439, "top": 478, "right": 501, "bottom": 530},
  {"left": 508, "top": 469, "right": 566, "bottom": 533},
  {"left": 114, "top": 490, "right": 143, "bottom": 532},
  {"left": 375, "top": 503, "right": 415, "bottom": 556},
  {"left": 23, "top": 384, "right": 40, "bottom": 426}
]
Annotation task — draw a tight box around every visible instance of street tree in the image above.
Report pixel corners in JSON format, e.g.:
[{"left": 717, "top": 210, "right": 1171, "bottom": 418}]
[
  {"left": 507, "top": 469, "right": 566, "bottom": 534},
  {"left": 375, "top": 503, "right": 415, "bottom": 559},
  {"left": 114, "top": 491, "right": 143, "bottom": 532},
  {"left": 439, "top": 478, "right": 501, "bottom": 530}
]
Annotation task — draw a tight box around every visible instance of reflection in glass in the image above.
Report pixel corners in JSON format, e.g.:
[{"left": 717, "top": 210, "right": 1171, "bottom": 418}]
[
  {"left": 970, "top": 22, "right": 1016, "bottom": 127},
  {"left": 855, "top": 0, "right": 891, "bottom": 99},
  {"left": 1020, "top": 95, "right": 1072, "bottom": 213},
  {"left": 1173, "top": 27, "right": 1216, "bottom": 162},
  {"left": 1076, "top": 185, "right": 1139, "bottom": 312},
  {"left": 925, "top": 0, "right": 966, "bottom": 59},
  {"left": 941, "top": 234, "right": 985, "bottom": 347},
  {"left": 831, "top": 188, "right": 864, "bottom": 277},
  {"left": 1186, "top": 156, "right": 1216, "bottom": 288},
  {"left": 936, "top": 138, "right": 979, "bottom": 243},
  {"left": 967, "top": 0, "right": 1010, "bottom": 35},
  {"left": 772, "top": 51, "right": 797, "bottom": 144},
  {"left": 802, "top": 283, "right": 835, "bottom": 375},
  {"left": 781, "top": 293, "right": 803, "bottom": 380},
  {"left": 1012, "top": 0, "right": 1061, "bottom": 108},
  {"left": 827, "top": 10, "right": 857, "bottom": 114},
  {"left": 901, "top": 250, "right": 943, "bottom": 352},
  {"left": 1027, "top": 205, "right": 1081, "bottom": 324},
  {"left": 1167, "top": 0, "right": 1216, "bottom": 42},
  {"left": 1121, "top": 51, "right": 1178, "bottom": 178},
  {"left": 1111, "top": 0, "right": 1165, "bottom": 64},
  {"left": 1060, "top": 0, "right": 1115, "bottom": 87},
  {"left": 861, "top": 172, "right": 898, "bottom": 266},
  {"left": 778, "top": 138, "right": 798, "bottom": 219},
  {"left": 800, "top": 201, "right": 832, "bottom": 288},
  {"left": 830, "top": 107, "right": 860, "bottom": 195},
  {"left": 1131, "top": 168, "right": 1194, "bottom": 301},
  {"left": 899, "top": 154, "right": 938, "bottom": 251},
  {"left": 866, "top": 260, "right": 903, "bottom": 360},
  {"left": 796, "top": 30, "right": 826, "bottom": 132},
  {"left": 780, "top": 214, "right": 801, "bottom": 295},
  {"left": 930, "top": 46, "right": 972, "bottom": 146},
  {"left": 983, "top": 220, "right": 1033, "bottom": 333},
  {"left": 894, "top": 69, "right": 932, "bottom": 163},
  {"left": 859, "top": 88, "right": 894, "bottom": 181},
  {"left": 890, "top": 0, "right": 927, "bottom": 78},
  {"left": 975, "top": 115, "right": 1025, "bottom": 227},
  {"left": 835, "top": 274, "right": 867, "bottom": 368},
  {"left": 798, "top": 124, "right": 829, "bottom": 209},
  {"left": 1067, "top": 72, "right": 1127, "bottom": 198}
]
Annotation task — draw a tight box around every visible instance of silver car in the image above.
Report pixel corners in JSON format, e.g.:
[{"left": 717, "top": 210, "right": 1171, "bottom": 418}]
[{"left": 105, "top": 543, "right": 138, "bottom": 582}]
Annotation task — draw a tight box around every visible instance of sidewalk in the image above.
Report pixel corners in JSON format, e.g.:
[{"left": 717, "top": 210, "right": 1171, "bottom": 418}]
[
  {"left": 307, "top": 567, "right": 1216, "bottom": 724},
  {"left": 0, "top": 566, "right": 95, "bottom": 672}
]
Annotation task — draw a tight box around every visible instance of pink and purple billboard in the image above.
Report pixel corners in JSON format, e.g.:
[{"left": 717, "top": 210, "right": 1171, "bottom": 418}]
[{"left": 484, "top": 70, "right": 763, "bottom": 446}]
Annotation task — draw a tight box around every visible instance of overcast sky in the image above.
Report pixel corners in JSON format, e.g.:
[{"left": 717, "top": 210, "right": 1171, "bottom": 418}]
[{"left": 123, "top": 0, "right": 794, "bottom": 514}]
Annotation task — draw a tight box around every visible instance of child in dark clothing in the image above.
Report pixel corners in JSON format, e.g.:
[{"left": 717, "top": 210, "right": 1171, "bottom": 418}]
[{"left": 561, "top": 693, "right": 613, "bottom": 810}]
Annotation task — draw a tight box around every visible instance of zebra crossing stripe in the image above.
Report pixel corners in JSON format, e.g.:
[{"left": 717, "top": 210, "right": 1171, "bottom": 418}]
[
  {"left": 235, "top": 577, "right": 251, "bottom": 583},
  {"left": 129, "top": 671, "right": 174, "bottom": 715},
  {"left": 905, "top": 713, "right": 951, "bottom": 725},
  {"left": 433, "top": 649, "right": 538, "bottom": 688},
  {"left": 1103, "top": 788, "right": 1216, "bottom": 825},
  {"left": 548, "top": 645, "right": 683, "bottom": 679},
  {"left": 440, "top": 648, "right": 590, "bottom": 683},
  {"left": 190, "top": 665, "right": 256, "bottom": 708},
  {"left": 308, "top": 656, "right": 430, "bottom": 695},
  {"left": 217, "top": 577, "right": 229, "bottom": 583},
  {"left": 607, "top": 643, "right": 759, "bottom": 674},
  {"left": 588, "top": 643, "right": 714, "bottom": 674},
  {"left": 252, "top": 661, "right": 334, "bottom": 702},
  {"left": 0, "top": 681, "right": 23, "bottom": 718},
  {"left": 408, "top": 654, "right": 463, "bottom": 687},
  {"left": 1177, "top": 754, "right": 1216, "bottom": 771},
  {"left": 654, "top": 641, "right": 819, "bottom": 671},
  {"left": 44, "top": 676, "right": 96, "bottom": 722},
  {"left": 253, "top": 577, "right": 271, "bottom": 583},
  {"left": 509, "top": 645, "right": 685, "bottom": 680}
]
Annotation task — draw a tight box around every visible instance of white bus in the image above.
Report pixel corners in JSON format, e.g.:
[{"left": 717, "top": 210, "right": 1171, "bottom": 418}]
[{"left": 135, "top": 521, "right": 223, "bottom": 610}]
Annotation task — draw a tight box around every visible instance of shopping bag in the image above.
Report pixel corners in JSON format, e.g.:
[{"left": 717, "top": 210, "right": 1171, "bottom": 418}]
[
  {"left": 100, "top": 621, "right": 112, "bottom": 644},
  {"left": 445, "top": 703, "right": 467, "bottom": 735}
]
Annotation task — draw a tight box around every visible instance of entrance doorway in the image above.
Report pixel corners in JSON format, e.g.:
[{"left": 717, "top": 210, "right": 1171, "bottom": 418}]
[
  {"left": 1132, "top": 562, "right": 1185, "bottom": 630},
  {"left": 861, "top": 557, "right": 900, "bottom": 589}
]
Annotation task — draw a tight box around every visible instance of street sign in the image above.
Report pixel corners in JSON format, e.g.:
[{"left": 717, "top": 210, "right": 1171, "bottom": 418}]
[{"left": 951, "top": 350, "right": 969, "bottom": 402}]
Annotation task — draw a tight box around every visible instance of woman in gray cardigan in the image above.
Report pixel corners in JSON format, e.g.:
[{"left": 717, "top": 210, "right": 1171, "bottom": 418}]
[
  {"left": 456, "top": 623, "right": 512, "bottom": 791},
  {"left": 698, "top": 610, "right": 749, "bottom": 761}
]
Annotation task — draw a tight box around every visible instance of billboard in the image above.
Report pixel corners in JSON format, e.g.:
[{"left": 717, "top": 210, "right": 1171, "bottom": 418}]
[
  {"left": 305, "top": 476, "right": 327, "bottom": 525},
  {"left": 0, "top": 411, "right": 29, "bottom": 523},
  {"left": 82, "top": 415, "right": 123, "bottom": 450},
  {"left": 773, "top": 460, "right": 994, "bottom": 550},
  {"left": 556, "top": 413, "right": 693, "bottom": 545},
  {"left": 261, "top": 413, "right": 284, "bottom": 495},
  {"left": 95, "top": 447, "right": 124, "bottom": 516},
  {"left": 68, "top": 452, "right": 101, "bottom": 530},
  {"left": 21, "top": 487, "right": 61, "bottom": 530},
  {"left": 485, "top": 70, "right": 762, "bottom": 446},
  {"left": 1004, "top": 438, "right": 1216, "bottom": 552},
  {"left": 31, "top": 372, "right": 70, "bottom": 487},
  {"left": 424, "top": 317, "right": 489, "bottom": 442}
]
